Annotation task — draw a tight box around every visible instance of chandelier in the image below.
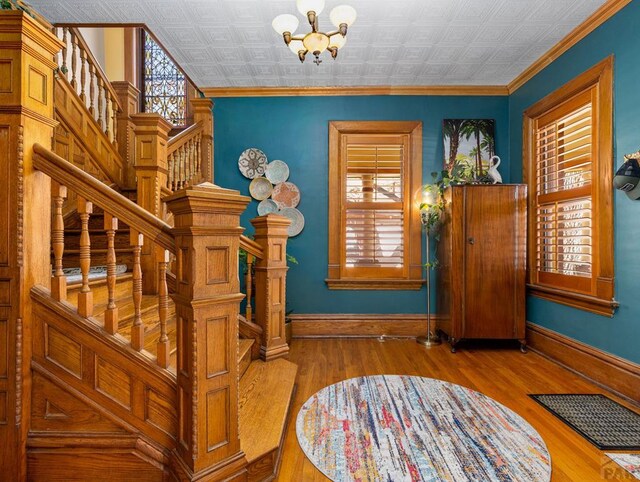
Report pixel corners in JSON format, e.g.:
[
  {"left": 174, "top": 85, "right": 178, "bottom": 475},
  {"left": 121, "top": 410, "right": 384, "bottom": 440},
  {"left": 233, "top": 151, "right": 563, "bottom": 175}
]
[{"left": 272, "top": 0, "right": 357, "bottom": 65}]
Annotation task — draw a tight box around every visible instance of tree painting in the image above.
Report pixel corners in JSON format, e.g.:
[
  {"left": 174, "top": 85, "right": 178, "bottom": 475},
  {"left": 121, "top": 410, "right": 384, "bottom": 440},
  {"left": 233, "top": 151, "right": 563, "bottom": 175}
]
[{"left": 443, "top": 119, "right": 495, "bottom": 177}]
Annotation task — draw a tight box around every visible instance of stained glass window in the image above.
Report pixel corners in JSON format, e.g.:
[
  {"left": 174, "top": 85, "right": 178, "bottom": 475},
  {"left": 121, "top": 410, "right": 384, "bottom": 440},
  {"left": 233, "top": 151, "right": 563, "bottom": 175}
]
[{"left": 143, "top": 31, "right": 186, "bottom": 126}]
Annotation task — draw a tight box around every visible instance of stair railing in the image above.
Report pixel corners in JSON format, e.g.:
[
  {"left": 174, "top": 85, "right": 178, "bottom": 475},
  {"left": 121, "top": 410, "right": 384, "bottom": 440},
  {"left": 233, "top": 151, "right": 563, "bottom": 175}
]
[
  {"left": 34, "top": 143, "right": 175, "bottom": 369},
  {"left": 54, "top": 26, "right": 122, "bottom": 148},
  {"left": 167, "top": 121, "right": 204, "bottom": 191}
]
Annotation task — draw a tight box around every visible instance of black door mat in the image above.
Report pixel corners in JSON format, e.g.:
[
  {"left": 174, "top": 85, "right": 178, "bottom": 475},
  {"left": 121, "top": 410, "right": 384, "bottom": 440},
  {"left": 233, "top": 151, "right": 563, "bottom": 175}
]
[{"left": 529, "top": 394, "right": 640, "bottom": 450}]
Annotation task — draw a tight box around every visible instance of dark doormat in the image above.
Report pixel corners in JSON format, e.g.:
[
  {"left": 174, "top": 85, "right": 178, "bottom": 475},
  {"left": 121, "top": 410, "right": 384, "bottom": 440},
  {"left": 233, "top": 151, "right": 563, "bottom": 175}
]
[{"left": 529, "top": 394, "right": 640, "bottom": 450}]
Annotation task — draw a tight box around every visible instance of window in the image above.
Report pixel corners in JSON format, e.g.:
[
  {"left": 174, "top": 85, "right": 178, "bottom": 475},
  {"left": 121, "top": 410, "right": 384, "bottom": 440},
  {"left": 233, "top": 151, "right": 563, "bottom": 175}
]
[
  {"left": 141, "top": 30, "right": 187, "bottom": 126},
  {"left": 327, "top": 121, "right": 423, "bottom": 290},
  {"left": 523, "top": 57, "right": 616, "bottom": 316}
]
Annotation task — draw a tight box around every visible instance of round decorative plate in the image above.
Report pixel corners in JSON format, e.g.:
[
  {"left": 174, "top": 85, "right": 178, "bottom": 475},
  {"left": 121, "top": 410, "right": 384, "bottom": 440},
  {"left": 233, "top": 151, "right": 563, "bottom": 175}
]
[
  {"left": 249, "top": 177, "right": 273, "bottom": 201},
  {"left": 272, "top": 182, "right": 301, "bottom": 208},
  {"left": 257, "top": 199, "right": 279, "bottom": 216},
  {"left": 279, "top": 207, "right": 305, "bottom": 237},
  {"left": 265, "top": 160, "right": 290, "bottom": 184},
  {"left": 238, "top": 148, "right": 267, "bottom": 179}
]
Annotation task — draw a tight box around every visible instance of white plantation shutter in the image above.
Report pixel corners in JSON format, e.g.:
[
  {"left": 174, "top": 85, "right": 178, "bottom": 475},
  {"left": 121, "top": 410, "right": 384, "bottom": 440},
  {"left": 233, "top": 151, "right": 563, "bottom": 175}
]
[
  {"left": 343, "top": 135, "right": 408, "bottom": 277},
  {"left": 534, "top": 87, "right": 596, "bottom": 292}
]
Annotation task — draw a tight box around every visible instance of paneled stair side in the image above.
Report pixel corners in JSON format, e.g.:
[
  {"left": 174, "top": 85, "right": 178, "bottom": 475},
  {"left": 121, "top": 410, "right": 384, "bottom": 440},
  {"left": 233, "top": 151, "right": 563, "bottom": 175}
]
[
  {"left": 239, "top": 358, "right": 298, "bottom": 482},
  {"left": 60, "top": 205, "right": 134, "bottom": 269}
]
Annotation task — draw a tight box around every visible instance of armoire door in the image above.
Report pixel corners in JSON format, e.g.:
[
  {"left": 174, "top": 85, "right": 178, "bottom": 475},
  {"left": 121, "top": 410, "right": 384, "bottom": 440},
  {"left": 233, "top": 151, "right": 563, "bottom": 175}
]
[{"left": 462, "top": 186, "right": 520, "bottom": 339}]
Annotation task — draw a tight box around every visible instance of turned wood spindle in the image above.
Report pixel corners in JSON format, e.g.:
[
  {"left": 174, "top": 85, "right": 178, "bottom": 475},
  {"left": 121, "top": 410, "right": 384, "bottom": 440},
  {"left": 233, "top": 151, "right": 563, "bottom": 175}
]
[
  {"left": 88, "top": 63, "right": 95, "bottom": 115},
  {"left": 104, "top": 85, "right": 111, "bottom": 140},
  {"left": 196, "top": 135, "right": 202, "bottom": 180},
  {"left": 80, "top": 47, "right": 86, "bottom": 102},
  {"left": 157, "top": 249, "right": 171, "bottom": 368},
  {"left": 186, "top": 140, "right": 192, "bottom": 184},
  {"left": 168, "top": 153, "right": 174, "bottom": 191},
  {"left": 97, "top": 76, "right": 104, "bottom": 130},
  {"left": 104, "top": 213, "right": 119, "bottom": 335},
  {"left": 70, "top": 30, "right": 78, "bottom": 90},
  {"left": 245, "top": 253, "right": 255, "bottom": 322},
  {"left": 77, "top": 197, "right": 93, "bottom": 318},
  {"left": 130, "top": 231, "right": 144, "bottom": 351},
  {"left": 112, "top": 98, "right": 119, "bottom": 148},
  {"left": 51, "top": 183, "right": 68, "bottom": 302},
  {"left": 61, "top": 28, "right": 68, "bottom": 76}
]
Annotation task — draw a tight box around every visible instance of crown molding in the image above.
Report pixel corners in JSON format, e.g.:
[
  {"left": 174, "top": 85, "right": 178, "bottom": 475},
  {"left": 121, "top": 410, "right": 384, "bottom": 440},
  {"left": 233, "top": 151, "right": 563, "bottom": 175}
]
[
  {"left": 508, "top": 0, "right": 632, "bottom": 94},
  {"left": 201, "top": 85, "right": 509, "bottom": 98}
]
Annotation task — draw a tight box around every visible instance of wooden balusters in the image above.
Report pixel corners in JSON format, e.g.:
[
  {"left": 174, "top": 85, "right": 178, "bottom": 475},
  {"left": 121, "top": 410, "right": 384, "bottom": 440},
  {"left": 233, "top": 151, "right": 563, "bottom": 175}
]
[
  {"left": 77, "top": 197, "right": 93, "bottom": 318},
  {"left": 130, "top": 231, "right": 144, "bottom": 351},
  {"left": 97, "top": 76, "right": 104, "bottom": 130},
  {"left": 79, "top": 46, "right": 86, "bottom": 102},
  {"left": 70, "top": 29, "right": 78, "bottom": 89},
  {"left": 104, "top": 83, "right": 111, "bottom": 141},
  {"left": 245, "top": 253, "right": 255, "bottom": 322},
  {"left": 51, "top": 183, "right": 68, "bottom": 302},
  {"left": 167, "top": 152, "right": 174, "bottom": 191},
  {"left": 88, "top": 62, "right": 96, "bottom": 115},
  {"left": 104, "top": 213, "right": 119, "bottom": 335},
  {"left": 61, "top": 27, "right": 68, "bottom": 76},
  {"left": 157, "top": 249, "right": 170, "bottom": 368},
  {"left": 111, "top": 96, "right": 119, "bottom": 149}
]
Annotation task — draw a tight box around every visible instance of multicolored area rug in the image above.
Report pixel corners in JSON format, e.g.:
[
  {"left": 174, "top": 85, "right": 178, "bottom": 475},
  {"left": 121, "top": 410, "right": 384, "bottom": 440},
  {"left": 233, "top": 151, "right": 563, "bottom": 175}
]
[
  {"left": 606, "top": 453, "right": 640, "bottom": 480},
  {"left": 296, "top": 375, "right": 551, "bottom": 481}
]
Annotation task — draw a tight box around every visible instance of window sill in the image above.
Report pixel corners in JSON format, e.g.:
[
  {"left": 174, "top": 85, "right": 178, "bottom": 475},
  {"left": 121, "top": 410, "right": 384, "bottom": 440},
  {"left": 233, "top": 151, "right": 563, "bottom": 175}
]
[
  {"left": 527, "top": 284, "right": 619, "bottom": 317},
  {"left": 325, "top": 278, "right": 424, "bottom": 291}
]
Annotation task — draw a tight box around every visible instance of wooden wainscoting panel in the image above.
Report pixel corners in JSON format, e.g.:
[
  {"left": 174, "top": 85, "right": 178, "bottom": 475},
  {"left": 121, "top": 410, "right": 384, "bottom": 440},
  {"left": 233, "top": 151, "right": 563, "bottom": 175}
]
[
  {"left": 290, "top": 314, "right": 435, "bottom": 338},
  {"left": 527, "top": 322, "right": 640, "bottom": 402}
]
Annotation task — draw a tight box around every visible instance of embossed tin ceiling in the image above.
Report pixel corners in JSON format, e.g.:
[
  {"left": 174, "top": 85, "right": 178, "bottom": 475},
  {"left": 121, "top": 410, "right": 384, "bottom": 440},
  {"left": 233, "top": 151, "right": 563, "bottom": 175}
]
[{"left": 28, "top": 0, "right": 608, "bottom": 88}]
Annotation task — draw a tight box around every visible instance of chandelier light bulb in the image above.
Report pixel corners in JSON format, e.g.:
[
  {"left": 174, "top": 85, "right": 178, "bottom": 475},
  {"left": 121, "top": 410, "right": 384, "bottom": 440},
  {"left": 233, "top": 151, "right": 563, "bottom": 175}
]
[
  {"left": 330, "top": 5, "right": 357, "bottom": 28},
  {"left": 272, "top": 14, "right": 299, "bottom": 35},
  {"left": 328, "top": 34, "right": 346, "bottom": 49},
  {"left": 296, "top": 0, "right": 325, "bottom": 16},
  {"left": 288, "top": 39, "right": 305, "bottom": 55}
]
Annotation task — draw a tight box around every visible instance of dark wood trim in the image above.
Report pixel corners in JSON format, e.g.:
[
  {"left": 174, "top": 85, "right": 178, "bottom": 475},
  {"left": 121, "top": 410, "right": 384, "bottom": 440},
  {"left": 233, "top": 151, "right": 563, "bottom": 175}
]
[
  {"left": 290, "top": 314, "right": 437, "bottom": 338},
  {"left": 324, "top": 279, "right": 424, "bottom": 290},
  {"left": 526, "top": 322, "right": 640, "bottom": 404},
  {"left": 528, "top": 284, "right": 619, "bottom": 317},
  {"left": 202, "top": 85, "right": 510, "bottom": 97}
]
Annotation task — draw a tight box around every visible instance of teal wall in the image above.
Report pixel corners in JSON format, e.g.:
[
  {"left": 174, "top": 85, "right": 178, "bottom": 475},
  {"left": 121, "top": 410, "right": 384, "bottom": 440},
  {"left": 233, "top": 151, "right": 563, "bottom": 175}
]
[
  {"left": 213, "top": 95, "right": 509, "bottom": 315},
  {"left": 509, "top": 1, "right": 640, "bottom": 364}
]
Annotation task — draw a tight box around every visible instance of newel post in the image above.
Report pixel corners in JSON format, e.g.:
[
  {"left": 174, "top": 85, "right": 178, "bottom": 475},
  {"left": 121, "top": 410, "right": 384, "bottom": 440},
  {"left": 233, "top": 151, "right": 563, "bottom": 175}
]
[
  {"left": 251, "top": 214, "right": 291, "bottom": 361},
  {"left": 191, "top": 98, "right": 214, "bottom": 183},
  {"left": 165, "top": 183, "right": 249, "bottom": 481},
  {"left": 0, "top": 12, "right": 63, "bottom": 480},
  {"left": 131, "top": 113, "right": 172, "bottom": 294},
  {"left": 112, "top": 81, "right": 140, "bottom": 189}
]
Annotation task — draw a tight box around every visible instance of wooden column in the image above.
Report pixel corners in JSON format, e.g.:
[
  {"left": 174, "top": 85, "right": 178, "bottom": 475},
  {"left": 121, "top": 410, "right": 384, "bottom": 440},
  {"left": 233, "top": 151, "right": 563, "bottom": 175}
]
[
  {"left": 112, "top": 81, "right": 140, "bottom": 189},
  {"left": 191, "top": 98, "right": 214, "bottom": 183},
  {"left": 131, "top": 113, "right": 171, "bottom": 294},
  {"left": 251, "top": 214, "right": 291, "bottom": 361},
  {"left": 165, "top": 183, "right": 250, "bottom": 481},
  {"left": 0, "top": 12, "right": 63, "bottom": 480}
]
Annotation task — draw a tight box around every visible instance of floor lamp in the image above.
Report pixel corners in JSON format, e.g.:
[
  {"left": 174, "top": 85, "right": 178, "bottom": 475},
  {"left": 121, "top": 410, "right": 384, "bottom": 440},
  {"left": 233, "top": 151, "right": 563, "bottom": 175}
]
[{"left": 417, "top": 190, "right": 441, "bottom": 348}]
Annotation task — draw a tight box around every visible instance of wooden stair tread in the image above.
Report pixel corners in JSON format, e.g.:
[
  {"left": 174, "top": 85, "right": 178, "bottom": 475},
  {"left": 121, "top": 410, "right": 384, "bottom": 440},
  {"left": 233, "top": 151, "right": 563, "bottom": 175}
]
[
  {"left": 239, "top": 338, "right": 254, "bottom": 379},
  {"left": 239, "top": 358, "right": 297, "bottom": 464},
  {"left": 239, "top": 339, "right": 253, "bottom": 361}
]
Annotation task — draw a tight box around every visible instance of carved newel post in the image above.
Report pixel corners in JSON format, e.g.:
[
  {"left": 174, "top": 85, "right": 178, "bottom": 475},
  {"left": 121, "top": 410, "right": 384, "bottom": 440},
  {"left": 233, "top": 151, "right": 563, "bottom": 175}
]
[
  {"left": 165, "top": 183, "right": 250, "bottom": 482},
  {"left": 251, "top": 214, "right": 291, "bottom": 361},
  {"left": 131, "top": 113, "right": 172, "bottom": 294}
]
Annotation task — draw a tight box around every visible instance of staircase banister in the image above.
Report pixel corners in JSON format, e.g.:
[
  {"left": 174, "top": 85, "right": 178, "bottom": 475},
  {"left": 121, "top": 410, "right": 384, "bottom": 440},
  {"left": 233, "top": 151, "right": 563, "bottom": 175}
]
[
  {"left": 240, "top": 234, "right": 264, "bottom": 259},
  {"left": 33, "top": 143, "right": 176, "bottom": 255},
  {"left": 59, "top": 25, "right": 123, "bottom": 113},
  {"left": 167, "top": 120, "right": 204, "bottom": 155}
]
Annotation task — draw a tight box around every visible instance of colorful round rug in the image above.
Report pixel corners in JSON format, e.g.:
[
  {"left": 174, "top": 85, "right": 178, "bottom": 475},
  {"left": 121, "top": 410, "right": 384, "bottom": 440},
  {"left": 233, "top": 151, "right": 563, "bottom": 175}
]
[{"left": 296, "top": 375, "right": 551, "bottom": 481}]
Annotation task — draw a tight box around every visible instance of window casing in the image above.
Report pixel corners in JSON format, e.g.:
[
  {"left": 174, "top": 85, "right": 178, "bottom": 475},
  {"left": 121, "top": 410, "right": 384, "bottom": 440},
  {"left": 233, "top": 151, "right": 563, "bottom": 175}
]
[
  {"left": 523, "top": 57, "right": 616, "bottom": 316},
  {"left": 327, "top": 121, "right": 423, "bottom": 290}
]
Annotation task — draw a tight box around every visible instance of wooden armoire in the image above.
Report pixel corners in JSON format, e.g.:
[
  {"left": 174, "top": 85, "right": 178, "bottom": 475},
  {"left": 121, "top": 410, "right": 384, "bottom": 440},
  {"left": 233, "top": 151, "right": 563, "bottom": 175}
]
[{"left": 436, "top": 184, "right": 527, "bottom": 352}]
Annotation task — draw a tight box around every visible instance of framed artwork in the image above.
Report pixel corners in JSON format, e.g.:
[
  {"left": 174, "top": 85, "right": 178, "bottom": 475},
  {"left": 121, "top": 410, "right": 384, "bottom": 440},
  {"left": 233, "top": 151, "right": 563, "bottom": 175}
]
[{"left": 443, "top": 119, "right": 495, "bottom": 177}]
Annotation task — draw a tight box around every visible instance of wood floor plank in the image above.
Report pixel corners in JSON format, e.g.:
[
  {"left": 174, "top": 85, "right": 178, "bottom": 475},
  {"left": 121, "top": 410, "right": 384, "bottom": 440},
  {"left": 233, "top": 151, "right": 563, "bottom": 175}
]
[{"left": 277, "top": 338, "right": 640, "bottom": 482}]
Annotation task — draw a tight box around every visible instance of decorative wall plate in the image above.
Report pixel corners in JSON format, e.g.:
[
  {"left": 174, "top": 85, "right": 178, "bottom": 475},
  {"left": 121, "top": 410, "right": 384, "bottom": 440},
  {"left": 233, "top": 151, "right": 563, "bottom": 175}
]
[
  {"left": 238, "top": 148, "right": 267, "bottom": 179},
  {"left": 272, "top": 181, "right": 301, "bottom": 208},
  {"left": 265, "top": 160, "right": 290, "bottom": 184},
  {"left": 257, "top": 199, "right": 279, "bottom": 216},
  {"left": 249, "top": 177, "right": 273, "bottom": 201},
  {"left": 279, "top": 207, "right": 305, "bottom": 237}
]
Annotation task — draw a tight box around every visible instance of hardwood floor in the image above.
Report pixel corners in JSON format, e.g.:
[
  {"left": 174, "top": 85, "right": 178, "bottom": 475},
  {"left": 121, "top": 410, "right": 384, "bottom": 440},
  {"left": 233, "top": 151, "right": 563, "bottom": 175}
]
[{"left": 277, "top": 338, "right": 639, "bottom": 481}]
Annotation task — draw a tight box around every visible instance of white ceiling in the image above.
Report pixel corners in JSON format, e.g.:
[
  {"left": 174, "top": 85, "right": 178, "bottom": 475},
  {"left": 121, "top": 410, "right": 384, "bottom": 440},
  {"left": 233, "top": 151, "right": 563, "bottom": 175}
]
[{"left": 28, "top": 0, "right": 608, "bottom": 89}]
